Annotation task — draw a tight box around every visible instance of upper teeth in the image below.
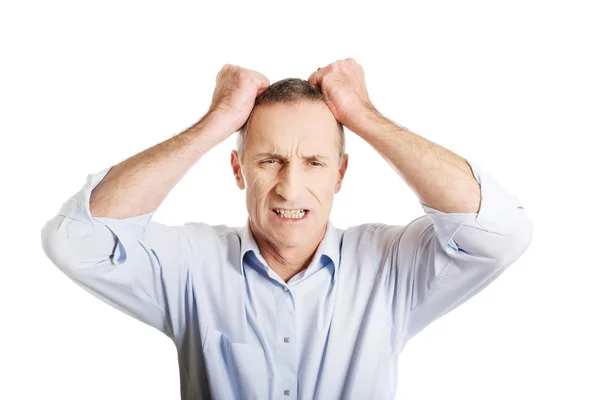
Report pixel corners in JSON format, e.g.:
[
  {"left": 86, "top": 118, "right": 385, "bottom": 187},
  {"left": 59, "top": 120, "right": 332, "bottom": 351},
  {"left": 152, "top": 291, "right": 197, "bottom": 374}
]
[{"left": 275, "top": 209, "right": 305, "bottom": 218}]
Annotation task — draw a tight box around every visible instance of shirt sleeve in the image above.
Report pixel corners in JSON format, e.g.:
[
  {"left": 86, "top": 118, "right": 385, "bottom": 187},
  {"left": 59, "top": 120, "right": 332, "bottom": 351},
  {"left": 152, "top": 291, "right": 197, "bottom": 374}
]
[
  {"left": 40, "top": 166, "right": 196, "bottom": 339},
  {"left": 394, "top": 158, "right": 533, "bottom": 344}
]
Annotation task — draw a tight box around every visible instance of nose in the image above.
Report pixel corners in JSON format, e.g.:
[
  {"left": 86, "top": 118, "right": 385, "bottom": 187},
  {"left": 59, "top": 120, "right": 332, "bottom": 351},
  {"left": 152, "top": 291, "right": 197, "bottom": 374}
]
[{"left": 275, "top": 163, "right": 304, "bottom": 202}]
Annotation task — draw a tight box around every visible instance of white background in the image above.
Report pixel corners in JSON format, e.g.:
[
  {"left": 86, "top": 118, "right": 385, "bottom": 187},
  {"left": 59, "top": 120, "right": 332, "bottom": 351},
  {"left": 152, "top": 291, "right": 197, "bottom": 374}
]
[{"left": 2, "top": 0, "right": 598, "bottom": 399}]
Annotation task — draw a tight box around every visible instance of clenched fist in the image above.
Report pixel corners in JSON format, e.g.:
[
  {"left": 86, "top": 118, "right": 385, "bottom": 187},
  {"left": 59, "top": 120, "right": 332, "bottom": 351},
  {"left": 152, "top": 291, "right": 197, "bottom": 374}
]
[
  {"left": 207, "top": 64, "right": 270, "bottom": 138},
  {"left": 308, "top": 58, "right": 377, "bottom": 134}
]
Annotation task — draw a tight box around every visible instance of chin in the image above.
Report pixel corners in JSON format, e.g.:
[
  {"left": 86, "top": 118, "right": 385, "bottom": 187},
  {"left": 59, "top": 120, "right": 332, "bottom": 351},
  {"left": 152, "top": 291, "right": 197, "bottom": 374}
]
[{"left": 271, "top": 227, "right": 309, "bottom": 243}]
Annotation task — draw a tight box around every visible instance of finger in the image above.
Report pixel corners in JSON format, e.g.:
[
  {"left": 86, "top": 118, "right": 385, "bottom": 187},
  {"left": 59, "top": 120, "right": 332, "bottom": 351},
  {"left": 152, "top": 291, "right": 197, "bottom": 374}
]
[
  {"left": 248, "top": 71, "right": 269, "bottom": 97},
  {"left": 308, "top": 67, "right": 325, "bottom": 89},
  {"left": 308, "top": 68, "right": 323, "bottom": 86},
  {"left": 257, "top": 77, "right": 270, "bottom": 96}
]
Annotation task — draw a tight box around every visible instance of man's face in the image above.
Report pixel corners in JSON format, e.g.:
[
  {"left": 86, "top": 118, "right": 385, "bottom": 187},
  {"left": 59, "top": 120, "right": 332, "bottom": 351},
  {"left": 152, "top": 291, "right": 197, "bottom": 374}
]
[{"left": 231, "top": 101, "right": 348, "bottom": 250}]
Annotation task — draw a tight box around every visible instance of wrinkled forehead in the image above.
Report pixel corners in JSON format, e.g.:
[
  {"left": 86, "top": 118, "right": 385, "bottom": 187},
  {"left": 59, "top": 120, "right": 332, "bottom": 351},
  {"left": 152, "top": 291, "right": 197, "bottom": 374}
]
[{"left": 247, "top": 102, "right": 339, "bottom": 151}]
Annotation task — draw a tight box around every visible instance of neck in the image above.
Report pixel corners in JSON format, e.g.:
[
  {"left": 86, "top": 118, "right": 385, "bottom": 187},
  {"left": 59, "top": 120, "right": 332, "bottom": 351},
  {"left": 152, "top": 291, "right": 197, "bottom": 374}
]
[{"left": 250, "top": 220, "right": 327, "bottom": 283}]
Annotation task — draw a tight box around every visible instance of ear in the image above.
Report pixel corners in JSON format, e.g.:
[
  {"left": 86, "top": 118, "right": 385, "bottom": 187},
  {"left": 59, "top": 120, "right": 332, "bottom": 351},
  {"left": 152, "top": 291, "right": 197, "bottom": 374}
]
[
  {"left": 334, "top": 154, "right": 349, "bottom": 194},
  {"left": 231, "top": 150, "right": 245, "bottom": 190}
]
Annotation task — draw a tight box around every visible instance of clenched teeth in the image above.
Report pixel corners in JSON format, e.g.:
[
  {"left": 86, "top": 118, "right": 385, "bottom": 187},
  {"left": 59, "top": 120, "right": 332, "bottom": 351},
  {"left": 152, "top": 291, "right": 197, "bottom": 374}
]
[{"left": 274, "top": 209, "right": 306, "bottom": 219}]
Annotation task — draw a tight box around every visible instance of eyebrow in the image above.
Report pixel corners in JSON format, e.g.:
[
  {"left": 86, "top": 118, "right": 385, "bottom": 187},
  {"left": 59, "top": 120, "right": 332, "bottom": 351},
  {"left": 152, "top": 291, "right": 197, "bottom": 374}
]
[{"left": 254, "top": 152, "right": 329, "bottom": 162}]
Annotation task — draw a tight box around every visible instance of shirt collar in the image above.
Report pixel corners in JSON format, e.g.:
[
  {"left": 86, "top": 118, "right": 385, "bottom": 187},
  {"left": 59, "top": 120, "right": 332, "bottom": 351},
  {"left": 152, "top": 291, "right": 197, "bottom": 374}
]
[{"left": 238, "top": 217, "right": 341, "bottom": 282}]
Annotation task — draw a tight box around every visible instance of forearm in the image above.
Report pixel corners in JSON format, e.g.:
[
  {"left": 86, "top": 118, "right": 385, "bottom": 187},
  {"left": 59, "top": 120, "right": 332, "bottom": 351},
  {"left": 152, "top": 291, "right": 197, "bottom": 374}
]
[
  {"left": 352, "top": 110, "right": 481, "bottom": 214},
  {"left": 90, "top": 112, "right": 230, "bottom": 219}
]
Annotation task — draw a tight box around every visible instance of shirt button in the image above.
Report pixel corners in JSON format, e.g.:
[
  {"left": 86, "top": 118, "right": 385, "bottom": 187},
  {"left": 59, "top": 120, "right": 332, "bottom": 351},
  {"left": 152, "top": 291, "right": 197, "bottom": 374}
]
[
  {"left": 284, "top": 389, "right": 291, "bottom": 395},
  {"left": 283, "top": 286, "right": 288, "bottom": 292},
  {"left": 284, "top": 337, "right": 290, "bottom": 343}
]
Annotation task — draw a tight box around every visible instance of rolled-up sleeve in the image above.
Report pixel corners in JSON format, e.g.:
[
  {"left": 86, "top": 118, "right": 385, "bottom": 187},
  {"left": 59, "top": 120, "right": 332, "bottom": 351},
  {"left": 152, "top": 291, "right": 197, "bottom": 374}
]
[
  {"left": 400, "top": 158, "right": 533, "bottom": 342},
  {"left": 41, "top": 166, "right": 194, "bottom": 338}
]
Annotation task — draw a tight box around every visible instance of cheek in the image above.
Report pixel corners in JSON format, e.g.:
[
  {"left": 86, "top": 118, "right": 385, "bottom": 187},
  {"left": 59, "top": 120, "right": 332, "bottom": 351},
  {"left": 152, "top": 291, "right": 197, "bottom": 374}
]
[
  {"left": 251, "top": 177, "right": 271, "bottom": 198},
  {"left": 307, "top": 177, "right": 337, "bottom": 204},
  {"left": 245, "top": 175, "right": 273, "bottom": 207},
  {"left": 314, "top": 172, "right": 338, "bottom": 189},
  {"left": 245, "top": 171, "right": 268, "bottom": 191}
]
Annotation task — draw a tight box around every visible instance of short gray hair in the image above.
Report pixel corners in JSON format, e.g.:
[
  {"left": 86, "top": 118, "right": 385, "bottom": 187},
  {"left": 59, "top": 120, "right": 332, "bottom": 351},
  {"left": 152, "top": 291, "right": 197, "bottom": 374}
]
[{"left": 237, "top": 78, "right": 345, "bottom": 165}]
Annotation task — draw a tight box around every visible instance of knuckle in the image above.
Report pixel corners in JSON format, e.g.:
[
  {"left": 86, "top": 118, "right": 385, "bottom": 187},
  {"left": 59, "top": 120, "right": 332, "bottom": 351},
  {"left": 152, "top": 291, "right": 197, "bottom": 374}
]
[{"left": 240, "top": 69, "right": 252, "bottom": 81}]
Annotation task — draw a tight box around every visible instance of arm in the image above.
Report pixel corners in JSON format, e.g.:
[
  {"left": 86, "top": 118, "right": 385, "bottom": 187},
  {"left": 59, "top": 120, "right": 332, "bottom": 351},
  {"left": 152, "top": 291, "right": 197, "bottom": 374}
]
[
  {"left": 90, "top": 62, "right": 271, "bottom": 219},
  {"left": 308, "top": 59, "right": 532, "bottom": 346},
  {"left": 89, "top": 112, "right": 227, "bottom": 219},
  {"left": 371, "top": 158, "right": 532, "bottom": 345},
  {"left": 41, "top": 65, "right": 271, "bottom": 337},
  {"left": 308, "top": 58, "right": 480, "bottom": 214},
  {"left": 355, "top": 108, "right": 532, "bottom": 344},
  {"left": 40, "top": 113, "right": 229, "bottom": 337},
  {"left": 351, "top": 111, "right": 481, "bottom": 214}
]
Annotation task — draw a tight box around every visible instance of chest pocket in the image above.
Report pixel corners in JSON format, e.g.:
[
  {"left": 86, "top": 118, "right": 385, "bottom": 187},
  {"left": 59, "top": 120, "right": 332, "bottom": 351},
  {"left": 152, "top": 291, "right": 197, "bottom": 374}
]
[{"left": 202, "top": 325, "right": 269, "bottom": 400}]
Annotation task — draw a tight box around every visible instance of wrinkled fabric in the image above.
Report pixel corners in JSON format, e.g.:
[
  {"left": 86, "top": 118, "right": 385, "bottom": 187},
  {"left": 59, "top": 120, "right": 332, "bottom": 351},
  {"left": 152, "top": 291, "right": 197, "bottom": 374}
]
[{"left": 41, "top": 159, "right": 532, "bottom": 399}]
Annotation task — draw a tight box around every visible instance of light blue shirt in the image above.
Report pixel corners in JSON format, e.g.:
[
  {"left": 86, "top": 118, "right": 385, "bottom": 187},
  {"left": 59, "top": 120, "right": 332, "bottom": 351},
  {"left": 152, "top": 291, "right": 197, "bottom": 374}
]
[{"left": 41, "top": 159, "right": 532, "bottom": 399}]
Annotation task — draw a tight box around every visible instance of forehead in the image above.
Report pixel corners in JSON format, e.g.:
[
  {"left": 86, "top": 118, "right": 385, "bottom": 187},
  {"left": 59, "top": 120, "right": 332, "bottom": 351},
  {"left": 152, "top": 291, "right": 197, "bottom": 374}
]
[{"left": 246, "top": 102, "right": 339, "bottom": 153}]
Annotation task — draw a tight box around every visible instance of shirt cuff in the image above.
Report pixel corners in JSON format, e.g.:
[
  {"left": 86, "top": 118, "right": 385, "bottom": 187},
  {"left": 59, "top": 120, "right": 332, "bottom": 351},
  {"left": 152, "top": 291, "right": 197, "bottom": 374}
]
[
  {"left": 58, "top": 166, "right": 156, "bottom": 264},
  {"left": 419, "top": 158, "right": 526, "bottom": 253}
]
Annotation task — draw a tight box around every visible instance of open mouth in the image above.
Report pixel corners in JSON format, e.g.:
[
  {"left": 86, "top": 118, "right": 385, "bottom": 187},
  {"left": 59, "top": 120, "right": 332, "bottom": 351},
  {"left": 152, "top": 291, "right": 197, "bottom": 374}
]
[{"left": 271, "top": 209, "right": 310, "bottom": 221}]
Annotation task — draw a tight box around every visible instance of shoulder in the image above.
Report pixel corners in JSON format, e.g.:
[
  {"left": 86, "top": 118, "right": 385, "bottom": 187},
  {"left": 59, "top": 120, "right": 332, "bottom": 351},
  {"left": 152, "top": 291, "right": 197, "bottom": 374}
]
[
  {"left": 178, "top": 221, "right": 240, "bottom": 240},
  {"left": 173, "top": 222, "right": 242, "bottom": 254},
  {"left": 341, "top": 216, "right": 432, "bottom": 259},
  {"left": 342, "top": 217, "right": 429, "bottom": 245}
]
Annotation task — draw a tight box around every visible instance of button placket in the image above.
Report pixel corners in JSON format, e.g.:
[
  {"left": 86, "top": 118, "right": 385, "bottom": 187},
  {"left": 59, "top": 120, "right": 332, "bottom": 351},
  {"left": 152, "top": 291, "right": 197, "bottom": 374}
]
[{"left": 276, "top": 283, "right": 297, "bottom": 398}]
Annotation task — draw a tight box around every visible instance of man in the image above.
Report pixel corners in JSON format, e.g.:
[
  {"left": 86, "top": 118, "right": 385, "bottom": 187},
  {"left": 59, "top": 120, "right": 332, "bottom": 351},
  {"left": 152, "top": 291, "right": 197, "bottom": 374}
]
[{"left": 41, "top": 58, "right": 533, "bottom": 399}]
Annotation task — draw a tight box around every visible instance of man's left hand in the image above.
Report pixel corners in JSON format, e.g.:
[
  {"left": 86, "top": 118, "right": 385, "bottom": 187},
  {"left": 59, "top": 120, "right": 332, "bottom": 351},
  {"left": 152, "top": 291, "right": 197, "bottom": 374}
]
[{"left": 308, "top": 58, "right": 377, "bottom": 132}]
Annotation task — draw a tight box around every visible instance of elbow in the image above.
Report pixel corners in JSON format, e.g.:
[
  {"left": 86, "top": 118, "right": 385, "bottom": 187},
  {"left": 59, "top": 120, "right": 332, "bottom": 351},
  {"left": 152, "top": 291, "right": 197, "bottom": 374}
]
[
  {"left": 41, "top": 215, "right": 116, "bottom": 273},
  {"left": 495, "top": 213, "right": 534, "bottom": 269},
  {"left": 452, "top": 211, "right": 533, "bottom": 268},
  {"left": 41, "top": 215, "right": 74, "bottom": 271}
]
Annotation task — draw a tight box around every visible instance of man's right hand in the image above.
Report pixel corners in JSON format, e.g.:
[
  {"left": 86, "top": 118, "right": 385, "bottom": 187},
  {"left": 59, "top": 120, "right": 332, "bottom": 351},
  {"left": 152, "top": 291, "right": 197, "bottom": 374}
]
[
  {"left": 83, "top": 64, "right": 269, "bottom": 220},
  {"left": 206, "top": 64, "right": 270, "bottom": 140}
]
